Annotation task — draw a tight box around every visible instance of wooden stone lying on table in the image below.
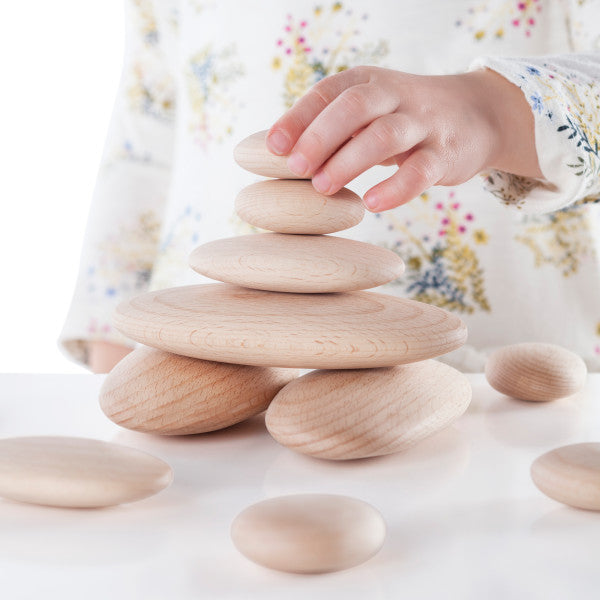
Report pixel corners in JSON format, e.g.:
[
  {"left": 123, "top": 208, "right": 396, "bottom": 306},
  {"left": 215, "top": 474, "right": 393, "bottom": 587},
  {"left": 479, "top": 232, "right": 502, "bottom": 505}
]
[
  {"left": 531, "top": 443, "right": 600, "bottom": 510},
  {"left": 113, "top": 283, "right": 468, "bottom": 369},
  {"left": 235, "top": 180, "right": 364, "bottom": 234},
  {"left": 189, "top": 233, "right": 404, "bottom": 293},
  {"left": 0, "top": 436, "right": 172, "bottom": 508},
  {"left": 231, "top": 494, "right": 386, "bottom": 573},
  {"left": 234, "top": 130, "right": 305, "bottom": 179},
  {"left": 485, "top": 342, "right": 587, "bottom": 402},
  {"left": 99, "top": 346, "right": 298, "bottom": 435},
  {"left": 265, "top": 360, "right": 471, "bottom": 460}
]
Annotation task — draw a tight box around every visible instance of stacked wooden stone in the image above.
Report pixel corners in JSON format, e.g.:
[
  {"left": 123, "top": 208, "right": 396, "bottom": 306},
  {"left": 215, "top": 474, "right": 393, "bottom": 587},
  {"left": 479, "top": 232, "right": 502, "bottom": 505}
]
[{"left": 100, "top": 130, "right": 472, "bottom": 460}]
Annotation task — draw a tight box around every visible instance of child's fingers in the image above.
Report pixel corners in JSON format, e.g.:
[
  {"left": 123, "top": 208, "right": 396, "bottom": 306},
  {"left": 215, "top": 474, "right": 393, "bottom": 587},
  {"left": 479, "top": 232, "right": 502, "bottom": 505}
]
[
  {"left": 286, "top": 84, "right": 397, "bottom": 177},
  {"left": 266, "top": 67, "right": 370, "bottom": 155},
  {"left": 312, "top": 114, "right": 424, "bottom": 194},
  {"left": 363, "top": 147, "right": 447, "bottom": 212}
]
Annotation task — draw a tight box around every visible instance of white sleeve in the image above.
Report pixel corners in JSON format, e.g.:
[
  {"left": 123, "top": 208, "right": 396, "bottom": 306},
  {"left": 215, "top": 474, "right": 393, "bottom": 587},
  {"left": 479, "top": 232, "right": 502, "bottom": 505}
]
[{"left": 59, "top": 0, "right": 176, "bottom": 366}]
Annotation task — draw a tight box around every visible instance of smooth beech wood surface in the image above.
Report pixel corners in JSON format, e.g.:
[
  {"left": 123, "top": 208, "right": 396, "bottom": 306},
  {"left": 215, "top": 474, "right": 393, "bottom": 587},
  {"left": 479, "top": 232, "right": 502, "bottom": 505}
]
[
  {"left": 485, "top": 343, "right": 587, "bottom": 401},
  {"left": 113, "top": 283, "right": 468, "bottom": 369},
  {"left": 234, "top": 130, "right": 305, "bottom": 179},
  {"left": 99, "top": 346, "right": 298, "bottom": 435},
  {"left": 235, "top": 179, "right": 364, "bottom": 234},
  {"left": 230, "top": 494, "right": 386, "bottom": 573},
  {"left": 531, "top": 443, "right": 600, "bottom": 510},
  {"left": 189, "top": 233, "right": 405, "bottom": 293},
  {"left": 0, "top": 436, "right": 172, "bottom": 508},
  {"left": 266, "top": 361, "right": 471, "bottom": 460}
]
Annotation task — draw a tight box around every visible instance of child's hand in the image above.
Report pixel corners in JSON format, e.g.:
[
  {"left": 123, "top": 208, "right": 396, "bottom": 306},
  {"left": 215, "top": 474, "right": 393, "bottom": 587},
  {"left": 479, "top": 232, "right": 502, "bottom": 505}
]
[{"left": 267, "top": 66, "right": 543, "bottom": 212}]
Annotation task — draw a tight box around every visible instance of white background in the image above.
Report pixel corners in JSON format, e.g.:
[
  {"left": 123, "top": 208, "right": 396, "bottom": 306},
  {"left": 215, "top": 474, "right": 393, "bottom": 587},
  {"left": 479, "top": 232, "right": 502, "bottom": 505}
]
[{"left": 0, "top": 1, "right": 124, "bottom": 373}]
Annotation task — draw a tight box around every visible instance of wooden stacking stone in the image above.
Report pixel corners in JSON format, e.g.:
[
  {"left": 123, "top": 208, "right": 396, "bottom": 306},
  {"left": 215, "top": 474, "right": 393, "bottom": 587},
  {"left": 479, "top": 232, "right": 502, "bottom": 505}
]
[
  {"left": 113, "top": 283, "right": 468, "bottom": 369},
  {"left": 531, "top": 443, "right": 600, "bottom": 510},
  {"left": 0, "top": 436, "right": 172, "bottom": 508},
  {"left": 235, "top": 180, "right": 364, "bottom": 234},
  {"left": 189, "top": 233, "right": 404, "bottom": 293},
  {"left": 485, "top": 342, "right": 587, "bottom": 402},
  {"left": 99, "top": 346, "right": 298, "bottom": 435},
  {"left": 234, "top": 130, "right": 305, "bottom": 179},
  {"left": 231, "top": 494, "right": 386, "bottom": 573},
  {"left": 265, "top": 360, "right": 471, "bottom": 460}
]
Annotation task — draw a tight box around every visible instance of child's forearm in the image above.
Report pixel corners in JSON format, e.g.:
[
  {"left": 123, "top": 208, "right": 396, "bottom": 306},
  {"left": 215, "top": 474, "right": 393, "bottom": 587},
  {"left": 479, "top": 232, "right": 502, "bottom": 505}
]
[{"left": 89, "top": 341, "right": 132, "bottom": 374}]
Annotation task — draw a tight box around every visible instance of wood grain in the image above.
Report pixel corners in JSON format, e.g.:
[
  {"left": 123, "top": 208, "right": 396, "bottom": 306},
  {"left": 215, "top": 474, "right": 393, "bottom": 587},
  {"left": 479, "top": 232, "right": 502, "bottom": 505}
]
[
  {"left": 230, "top": 494, "right": 386, "bottom": 573},
  {"left": 234, "top": 130, "right": 305, "bottom": 179},
  {"left": 531, "top": 443, "right": 600, "bottom": 510},
  {"left": 235, "top": 179, "right": 364, "bottom": 234},
  {"left": 265, "top": 360, "right": 471, "bottom": 460},
  {"left": 113, "top": 283, "right": 468, "bottom": 369},
  {"left": 0, "top": 436, "right": 172, "bottom": 508},
  {"left": 189, "top": 233, "right": 405, "bottom": 293},
  {"left": 100, "top": 346, "right": 298, "bottom": 435},
  {"left": 485, "top": 343, "right": 587, "bottom": 401}
]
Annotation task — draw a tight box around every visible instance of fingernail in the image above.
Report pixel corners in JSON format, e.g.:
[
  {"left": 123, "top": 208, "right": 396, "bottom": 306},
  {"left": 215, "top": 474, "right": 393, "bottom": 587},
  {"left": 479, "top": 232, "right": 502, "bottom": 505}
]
[
  {"left": 312, "top": 171, "right": 331, "bottom": 194},
  {"left": 287, "top": 152, "right": 309, "bottom": 176},
  {"left": 364, "top": 193, "right": 379, "bottom": 211},
  {"left": 267, "top": 130, "right": 290, "bottom": 155}
]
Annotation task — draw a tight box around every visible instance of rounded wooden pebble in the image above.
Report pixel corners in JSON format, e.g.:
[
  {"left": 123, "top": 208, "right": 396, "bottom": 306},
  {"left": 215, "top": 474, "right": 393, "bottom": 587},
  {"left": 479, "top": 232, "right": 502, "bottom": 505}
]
[
  {"left": 531, "top": 443, "right": 600, "bottom": 510},
  {"left": 485, "top": 342, "right": 587, "bottom": 402},
  {"left": 189, "top": 233, "right": 405, "bottom": 293},
  {"left": 266, "top": 361, "right": 471, "bottom": 460},
  {"left": 231, "top": 494, "right": 386, "bottom": 573},
  {"left": 234, "top": 130, "right": 305, "bottom": 179},
  {"left": 235, "top": 180, "right": 364, "bottom": 234},
  {"left": 0, "top": 436, "right": 172, "bottom": 508},
  {"left": 100, "top": 346, "right": 298, "bottom": 434},
  {"left": 114, "top": 284, "right": 468, "bottom": 369}
]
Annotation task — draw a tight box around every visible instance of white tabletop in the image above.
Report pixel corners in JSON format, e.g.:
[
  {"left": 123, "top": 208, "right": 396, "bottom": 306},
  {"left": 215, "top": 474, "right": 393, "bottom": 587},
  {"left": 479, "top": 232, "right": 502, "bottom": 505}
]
[{"left": 0, "top": 373, "right": 599, "bottom": 600}]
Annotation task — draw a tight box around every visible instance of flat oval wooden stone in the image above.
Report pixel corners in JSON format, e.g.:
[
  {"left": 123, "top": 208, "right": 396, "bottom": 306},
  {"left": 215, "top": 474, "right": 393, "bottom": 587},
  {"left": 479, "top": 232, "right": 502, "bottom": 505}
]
[
  {"left": 189, "top": 233, "right": 405, "bottom": 293},
  {"left": 234, "top": 130, "right": 305, "bottom": 179},
  {"left": 100, "top": 346, "right": 298, "bottom": 435},
  {"left": 531, "top": 443, "right": 600, "bottom": 510},
  {"left": 485, "top": 343, "right": 587, "bottom": 402},
  {"left": 0, "top": 436, "right": 172, "bottom": 508},
  {"left": 231, "top": 494, "right": 386, "bottom": 573},
  {"left": 113, "top": 284, "right": 468, "bottom": 369},
  {"left": 235, "top": 180, "right": 364, "bottom": 234},
  {"left": 266, "top": 361, "right": 471, "bottom": 460}
]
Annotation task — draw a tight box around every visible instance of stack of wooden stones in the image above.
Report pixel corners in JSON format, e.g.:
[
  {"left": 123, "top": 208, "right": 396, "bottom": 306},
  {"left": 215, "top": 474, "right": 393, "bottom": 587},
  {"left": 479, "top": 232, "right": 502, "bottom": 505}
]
[{"left": 101, "top": 131, "right": 472, "bottom": 460}]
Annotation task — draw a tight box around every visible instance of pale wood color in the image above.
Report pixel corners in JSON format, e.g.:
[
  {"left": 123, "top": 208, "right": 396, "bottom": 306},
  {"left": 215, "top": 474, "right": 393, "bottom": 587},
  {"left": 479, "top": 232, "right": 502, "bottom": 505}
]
[
  {"left": 485, "top": 342, "right": 587, "bottom": 402},
  {"left": 235, "top": 179, "right": 364, "bottom": 234},
  {"left": 114, "top": 283, "right": 468, "bottom": 369},
  {"left": 531, "top": 443, "right": 600, "bottom": 511},
  {"left": 99, "top": 346, "right": 298, "bottom": 435},
  {"left": 265, "top": 360, "right": 471, "bottom": 460},
  {"left": 189, "top": 233, "right": 405, "bottom": 293},
  {"left": 234, "top": 130, "right": 306, "bottom": 179},
  {"left": 230, "top": 494, "right": 386, "bottom": 573},
  {"left": 0, "top": 436, "right": 172, "bottom": 508}
]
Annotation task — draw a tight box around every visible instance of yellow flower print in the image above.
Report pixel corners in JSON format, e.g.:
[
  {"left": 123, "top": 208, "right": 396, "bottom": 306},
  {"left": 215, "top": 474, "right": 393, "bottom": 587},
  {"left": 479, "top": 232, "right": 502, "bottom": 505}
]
[
  {"left": 273, "top": 4, "right": 389, "bottom": 107},
  {"left": 473, "top": 229, "right": 489, "bottom": 244}
]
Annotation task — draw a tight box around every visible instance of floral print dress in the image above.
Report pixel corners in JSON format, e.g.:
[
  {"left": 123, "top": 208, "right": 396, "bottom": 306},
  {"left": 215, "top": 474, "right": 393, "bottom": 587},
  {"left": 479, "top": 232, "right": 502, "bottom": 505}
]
[{"left": 60, "top": 0, "right": 600, "bottom": 372}]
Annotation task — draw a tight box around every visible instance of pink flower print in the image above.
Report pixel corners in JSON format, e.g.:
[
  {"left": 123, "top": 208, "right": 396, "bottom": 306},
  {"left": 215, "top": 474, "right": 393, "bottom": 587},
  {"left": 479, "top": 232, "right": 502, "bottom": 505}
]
[
  {"left": 518, "top": 2, "right": 526, "bottom": 10},
  {"left": 276, "top": 39, "right": 283, "bottom": 46},
  {"left": 451, "top": 202, "right": 460, "bottom": 210},
  {"left": 304, "top": 47, "right": 312, "bottom": 52},
  {"left": 458, "top": 225, "right": 467, "bottom": 234},
  {"left": 439, "top": 229, "right": 447, "bottom": 237},
  {"left": 441, "top": 217, "right": 450, "bottom": 225},
  {"left": 449, "top": 191, "right": 455, "bottom": 198},
  {"left": 300, "top": 20, "right": 307, "bottom": 28},
  {"left": 286, "top": 48, "right": 292, "bottom": 55},
  {"left": 595, "top": 344, "right": 600, "bottom": 355},
  {"left": 435, "top": 202, "right": 444, "bottom": 210},
  {"left": 465, "top": 213, "right": 474, "bottom": 221},
  {"left": 528, "top": 18, "right": 535, "bottom": 25},
  {"left": 285, "top": 25, "right": 292, "bottom": 32},
  {"left": 298, "top": 36, "right": 305, "bottom": 43},
  {"left": 512, "top": 19, "right": 520, "bottom": 26}
]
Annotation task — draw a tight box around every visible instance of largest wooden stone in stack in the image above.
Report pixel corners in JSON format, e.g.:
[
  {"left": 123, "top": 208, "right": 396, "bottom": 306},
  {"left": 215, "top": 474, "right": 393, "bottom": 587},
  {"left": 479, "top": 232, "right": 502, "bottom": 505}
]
[{"left": 105, "top": 130, "right": 470, "bottom": 458}]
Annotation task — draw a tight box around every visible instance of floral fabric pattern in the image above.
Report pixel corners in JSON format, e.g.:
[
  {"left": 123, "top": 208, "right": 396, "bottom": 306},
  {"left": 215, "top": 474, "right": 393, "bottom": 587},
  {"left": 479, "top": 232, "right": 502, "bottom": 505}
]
[
  {"left": 382, "top": 192, "right": 491, "bottom": 314},
  {"left": 272, "top": 2, "right": 388, "bottom": 107}
]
